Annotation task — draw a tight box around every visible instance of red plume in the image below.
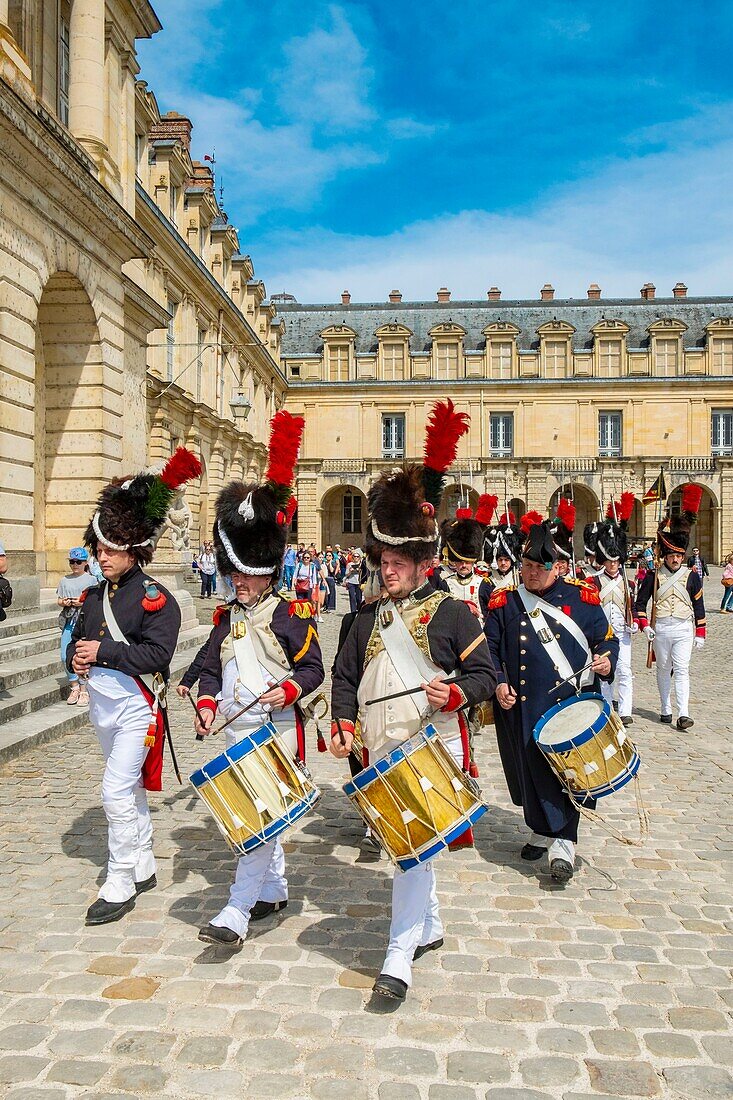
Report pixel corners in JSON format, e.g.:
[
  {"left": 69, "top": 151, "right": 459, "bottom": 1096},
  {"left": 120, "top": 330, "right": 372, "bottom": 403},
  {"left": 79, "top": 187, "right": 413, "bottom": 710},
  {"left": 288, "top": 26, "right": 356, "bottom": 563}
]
[
  {"left": 681, "top": 484, "right": 703, "bottom": 518},
  {"left": 160, "top": 447, "right": 202, "bottom": 490},
  {"left": 499, "top": 511, "right": 516, "bottom": 526},
  {"left": 520, "top": 510, "right": 544, "bottom": 535},
  {"left": 618, "top": 491, "right": 636, "bottom": 523},
  {"left": 475, "top": 493, "right": 498, "bottom": 526},
  {"left": 423, "top": 399, "right": 470, "bottom": 474},
  {"left": 606, "top": 499, "right": 620, "bottom": 520},
  {"left": 556, "top": 497, "right": 576, "bottom": 531},
  {"left": 285, "top": 495, "right": 298, "bottom": 524},
  {"left": 265, "top": 410, "right": 305, "bottom": 490},
  {"left": 455, "top": 507, "right": 473, "bottom": 520}
]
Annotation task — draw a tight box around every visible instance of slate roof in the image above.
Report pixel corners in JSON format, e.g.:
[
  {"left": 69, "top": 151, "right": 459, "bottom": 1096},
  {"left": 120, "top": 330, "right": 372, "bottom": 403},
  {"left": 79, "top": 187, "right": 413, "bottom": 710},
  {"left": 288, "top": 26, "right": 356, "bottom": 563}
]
[{"left": 277, "top": 298, "right": 733, "bottom": 356}]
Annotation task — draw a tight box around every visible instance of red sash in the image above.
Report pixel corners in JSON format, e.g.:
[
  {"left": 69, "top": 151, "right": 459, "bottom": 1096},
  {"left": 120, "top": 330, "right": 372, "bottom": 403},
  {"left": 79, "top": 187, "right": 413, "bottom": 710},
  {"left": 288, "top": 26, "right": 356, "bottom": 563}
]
[{"left": 135, "top": 678, "right": 165, "bottom": 792}]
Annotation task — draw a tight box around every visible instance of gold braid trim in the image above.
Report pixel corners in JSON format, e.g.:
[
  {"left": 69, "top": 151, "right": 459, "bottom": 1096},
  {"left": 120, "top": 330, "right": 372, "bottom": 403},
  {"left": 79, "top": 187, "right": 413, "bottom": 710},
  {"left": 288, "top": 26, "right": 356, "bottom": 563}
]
[{"left": 363, "top": 591, "right": 448, "bottom": 670}]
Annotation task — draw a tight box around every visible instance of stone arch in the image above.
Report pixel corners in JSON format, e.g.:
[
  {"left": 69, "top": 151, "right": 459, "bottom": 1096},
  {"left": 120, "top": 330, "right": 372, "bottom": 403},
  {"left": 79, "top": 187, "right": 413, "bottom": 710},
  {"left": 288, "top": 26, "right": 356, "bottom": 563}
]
[
  {"left": 438, "top": 484, "right": 479, "bottom": 525},
  {"left": 667, "top": 483, "right": 718, "bottom": 562},
  {"left": 549, "top": 482, "right": 600, "bottom": 559},
  {"left": 34, "top": 272, "right": 105, "bottom": 582},
  {"left": 507, "top": 497, "right": 526, "bottom": 522},
  {"left": 319, "top": 484, "right": 368, "bottom": 549}
]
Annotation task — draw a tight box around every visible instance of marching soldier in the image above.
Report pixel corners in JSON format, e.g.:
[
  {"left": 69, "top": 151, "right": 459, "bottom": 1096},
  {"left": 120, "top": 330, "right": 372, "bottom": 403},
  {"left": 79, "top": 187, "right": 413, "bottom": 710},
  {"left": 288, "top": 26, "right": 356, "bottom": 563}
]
[
  {"left": 634, "top": 486, "right": 706, "bottom": 730},
  {"left": 194, "top": 412, "right": 324, "bottom": 946},
  {"left": 484, "top": 516, "right": 618, "bottom": 883},
  {"left": 479, "top": 512, "right": 522, "bottom": 620},
  {"left": 67, "top": 448, "right": 201, "bottom": 925},
  {"left": 330, "top": 400, "right": 496, "bottom": 1002},
  {"left": 592, "top": 494, "right": 637, "bottom": 726},
  {"left": 439, "top": 494, "right": 497, "bottom": 619},
  {"left": 550, "top": 498, "right": 576, "bottom": 578}
]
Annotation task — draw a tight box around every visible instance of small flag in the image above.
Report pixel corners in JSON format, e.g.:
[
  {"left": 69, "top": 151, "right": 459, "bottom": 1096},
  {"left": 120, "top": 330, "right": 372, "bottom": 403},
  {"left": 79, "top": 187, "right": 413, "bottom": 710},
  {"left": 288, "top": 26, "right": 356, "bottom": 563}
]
[
  {"left": 642, "top": 471, "right": 666, "bottom": 506},
  {"left": 204, "top": 154, "right": 215, "bottom": 162}
]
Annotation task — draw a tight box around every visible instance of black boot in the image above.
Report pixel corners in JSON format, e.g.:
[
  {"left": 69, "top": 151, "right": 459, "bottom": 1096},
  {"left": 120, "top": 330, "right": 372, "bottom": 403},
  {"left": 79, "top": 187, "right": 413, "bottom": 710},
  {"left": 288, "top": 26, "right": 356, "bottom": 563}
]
[
  {"left": 413, "top": 938, "right": 443, "bottom": 961},
  {"left": 135, "top": 874, "right": 157, "bottom": 895},
  {"left": 249, "top": 899, "right": 288, "bottom": 922},
  {"left": 373, "top": 974, "right": 408, "bottom": 1000},
  {"left": 85, "top": 896, "right": 136, "bottom": 926},
  {"left": 198, "top": 923, "right": 243, "bottom": 947}
]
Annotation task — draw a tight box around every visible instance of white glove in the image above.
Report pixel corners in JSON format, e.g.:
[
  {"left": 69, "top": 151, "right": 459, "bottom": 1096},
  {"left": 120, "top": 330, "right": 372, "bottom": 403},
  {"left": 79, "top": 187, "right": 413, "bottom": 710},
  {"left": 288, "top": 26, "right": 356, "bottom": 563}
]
[
  {"left": 629, "top": 622, "right": 640, "bottom": 635},
  {"left": 694, "top": 636, "right": 705, "bottom": 650},
  {"left": 643, "top": 625, "right": 656, "bottom": 641}
]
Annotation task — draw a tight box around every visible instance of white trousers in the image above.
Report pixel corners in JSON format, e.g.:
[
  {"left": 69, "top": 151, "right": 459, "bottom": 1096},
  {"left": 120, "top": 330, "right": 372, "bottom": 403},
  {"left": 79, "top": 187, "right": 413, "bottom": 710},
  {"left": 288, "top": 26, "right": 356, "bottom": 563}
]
[
  {"left": 600, "top": 629, "right": 633, "bottom": 717},
  {"left": 380, "top": 733, "right": 462, "bottom": 987},
  {"left": 654, "top": 617, "right": 694, "bottom": 716},
  {"left": 211, "top": 722, "right": 294, "bottom": 940},
  {"left": 88, "top": 683, "right": 156, "bottom": 903}
]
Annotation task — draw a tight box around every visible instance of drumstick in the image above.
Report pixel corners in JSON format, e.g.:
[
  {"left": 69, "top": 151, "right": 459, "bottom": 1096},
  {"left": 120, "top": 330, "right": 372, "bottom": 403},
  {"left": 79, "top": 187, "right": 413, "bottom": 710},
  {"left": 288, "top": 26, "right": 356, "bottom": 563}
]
[
  {"left": 547, "top": 651, "right": 611, "bottom": 694},
  {"left": 199, "top": 674, "right": 292, "bottom": 739},
  {"left": 186, "top": 690, "right": 210, "bottom": 742},
  {"left": 334, "top": 716, "right": 347, "bottom": 747},
  {"left": 365, "top": 674, "right": 465, "bottom": 706}
]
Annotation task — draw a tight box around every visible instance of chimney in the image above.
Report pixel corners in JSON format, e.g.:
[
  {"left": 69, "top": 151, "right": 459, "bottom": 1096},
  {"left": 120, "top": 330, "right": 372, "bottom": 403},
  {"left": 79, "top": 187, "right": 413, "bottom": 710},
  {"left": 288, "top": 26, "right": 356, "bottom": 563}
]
[
  {"left": 673, "top": 282, "right": 688, "bottom": 299},
  {"left": 540, "top": 283, "right": 555, "bottom": 301},
  {"left": 389, "top": 289, "right": 402, "bottom": 303},
  {"left": 437, "top": 286, "right": 451, "bottom": 302},
  {"left": 640, "top": 283, "right": 656, "bottom": 301},
  {"left": 150, "top": 111, "right": 193, "bottom": 151},
  {"left": 487, "top": 287, "right": 501, "bottom": 301},
  {"left": 587, "top": 283, "right": 601, "bottom": 300},
  {"left": 341, "top": 290, "right": 351, "bottom": 305}
]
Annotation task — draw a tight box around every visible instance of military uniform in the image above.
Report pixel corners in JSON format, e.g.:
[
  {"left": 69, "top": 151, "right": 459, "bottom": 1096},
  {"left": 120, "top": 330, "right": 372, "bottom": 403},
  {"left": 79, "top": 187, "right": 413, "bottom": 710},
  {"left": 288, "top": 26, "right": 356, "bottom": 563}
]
[
  {"left": 594, "top": 569, "right": 634, "bottom": 719},
  {"left": 440, "top": 565, "right": 483, "bottom": 618},
  {"left": 332, "top": 583, "right": 495, "bottom": 988},
  {"left": 478, "top": 568, "right": 514, "bottom": 621},
  {"left": 485, "top": 576, "right": 619, "bottom": 844},
  {"left": 635, "top": 564, "right": 705, "bottom": 721}
]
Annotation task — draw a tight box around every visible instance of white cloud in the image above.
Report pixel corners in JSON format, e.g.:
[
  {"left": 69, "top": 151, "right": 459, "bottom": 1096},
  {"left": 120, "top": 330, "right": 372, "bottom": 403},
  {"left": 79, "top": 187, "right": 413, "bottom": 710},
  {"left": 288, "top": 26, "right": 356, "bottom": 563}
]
[{"left": 259, "top": 133, "right": 733, "bottom": 301}]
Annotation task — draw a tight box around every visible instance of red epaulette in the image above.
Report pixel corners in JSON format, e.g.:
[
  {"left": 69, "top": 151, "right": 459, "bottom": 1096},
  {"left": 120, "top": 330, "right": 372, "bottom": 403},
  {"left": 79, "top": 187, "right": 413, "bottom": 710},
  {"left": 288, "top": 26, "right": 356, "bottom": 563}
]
[
  {"left": 288, "top": 598, "right": 315, "bottom": 619},
  {"left": 579, "top": 583, "right": 601, "bottom": 606},
  {"left": 212, "top": 603, "right": 229, "bottom": 627},
  {"left": 488, "top": 586, "right": 513, "bottom": 610},
  {"left": 79, "top": 588, "right": 90, "bottom": 604}
]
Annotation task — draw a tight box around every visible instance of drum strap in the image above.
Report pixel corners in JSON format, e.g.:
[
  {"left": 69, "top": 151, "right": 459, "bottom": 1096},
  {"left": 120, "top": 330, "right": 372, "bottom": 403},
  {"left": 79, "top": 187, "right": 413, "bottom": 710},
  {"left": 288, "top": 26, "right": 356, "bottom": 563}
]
[
  {"left": 378, "top": 600, "right": 448, "bottom": 715},
  {"left": 517, "top": 586, "right": 593, "bottom": 689},
  {"left": 102, "top": 584, "right": 161, "bottom": 701},
  {"left": 230, "top": 605, "right": 268, "bottom": 698}
]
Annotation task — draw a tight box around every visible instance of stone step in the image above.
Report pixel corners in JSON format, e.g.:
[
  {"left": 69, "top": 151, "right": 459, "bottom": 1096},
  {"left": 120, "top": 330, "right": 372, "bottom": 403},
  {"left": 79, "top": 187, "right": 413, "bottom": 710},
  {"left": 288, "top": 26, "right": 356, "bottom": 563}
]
[
  {"left": 0, "top": 649, "right": 71, "bottom": 692},
  {"left": 0, "top": 609, "right": 60, "bottom": 641},
  {"left": 0, "top": 639, "right": 209, "bottom": 764},
  {"left": 0, "top": 627, "right": 60, "bottom": 662}
]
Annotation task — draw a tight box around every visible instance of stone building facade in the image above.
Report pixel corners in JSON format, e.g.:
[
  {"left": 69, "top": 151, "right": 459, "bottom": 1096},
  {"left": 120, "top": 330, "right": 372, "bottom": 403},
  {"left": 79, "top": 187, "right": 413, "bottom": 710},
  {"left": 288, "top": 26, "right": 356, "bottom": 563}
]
[
  {"left": 0, "top": 3, "right": 284, "bottom": 605},
  {"left": 280, "top": 287, "right": 733, "bottom": 562}
]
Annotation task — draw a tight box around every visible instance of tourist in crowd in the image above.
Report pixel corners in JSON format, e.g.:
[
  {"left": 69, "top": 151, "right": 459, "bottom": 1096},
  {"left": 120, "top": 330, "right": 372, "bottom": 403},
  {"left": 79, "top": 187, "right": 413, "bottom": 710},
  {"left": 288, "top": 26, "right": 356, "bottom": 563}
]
[
  {"left": 56, "top": 547, "right": 97, "bottom": 705},
  {"left": 720, "top": 553, "right": 733, "bottom": 613},
  {"left": 323, "top": 550, "right": 339, "bottom": 612},
  {"left": 344, "top": 548, "right": 367, "bottom": 613},
  {"left": 313, "top": 553, "right": 328, "bottom": 621},
  {"left": 687, "top": 546, "right": 709, "bottom": 582},
  {"left": 198, "top": 541, "right": 217, "bottom": 598},
  {"left": 0, "top": 540, "right": 12, "bottom": 623},
  {"left": 282, "top": 543, "right": 297, "bottom": 591},
  {"left": 293, "top": 550, "right": 319, "bottom": 603}
]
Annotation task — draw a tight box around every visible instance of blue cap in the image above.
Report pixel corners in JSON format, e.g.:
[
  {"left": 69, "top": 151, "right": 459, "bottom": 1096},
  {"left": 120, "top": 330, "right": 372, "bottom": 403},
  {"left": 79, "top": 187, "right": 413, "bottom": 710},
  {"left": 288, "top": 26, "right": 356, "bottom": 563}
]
[{"left": 69, "top": 547, "right": 88, "bottom": 562}]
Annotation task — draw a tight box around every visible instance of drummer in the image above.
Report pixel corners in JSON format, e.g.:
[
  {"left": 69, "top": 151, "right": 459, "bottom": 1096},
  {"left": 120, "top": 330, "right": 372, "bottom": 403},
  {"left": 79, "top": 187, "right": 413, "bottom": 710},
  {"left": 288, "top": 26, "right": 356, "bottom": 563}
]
[
  {"left": 331, "top": 400, "right": 496, "bottom": 1002},
  {"left": 484, "top": 514, "right": 618, "bottom": 883},
  {"left": 194, "top": 413, "right": 324, "bottom": 947}
]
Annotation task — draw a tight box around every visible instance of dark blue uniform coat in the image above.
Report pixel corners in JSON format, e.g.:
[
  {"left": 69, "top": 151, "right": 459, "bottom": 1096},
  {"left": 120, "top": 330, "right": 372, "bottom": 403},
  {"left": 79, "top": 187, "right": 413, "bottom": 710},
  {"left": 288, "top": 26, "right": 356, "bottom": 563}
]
[{"left": 484, "top": 577, "right": 619, "bottom": 842}]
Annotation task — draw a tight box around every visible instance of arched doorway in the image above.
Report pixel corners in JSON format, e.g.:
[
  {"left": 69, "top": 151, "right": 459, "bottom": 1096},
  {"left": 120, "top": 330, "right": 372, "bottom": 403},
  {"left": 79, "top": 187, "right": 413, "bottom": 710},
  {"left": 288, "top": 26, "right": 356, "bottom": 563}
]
[
  {"left": 549, "top": 483, "right": 600, "bottom": 559},
  {"left": 507, "top": 497, "right": 526, "bottom": 522},
  {"left": 668, "top": 484, "right": 717, "bottom": 562},
  {"left": 35, "top": 273, "right": 104, "bottom": 583},
  {"left": 438, "top": 484, "right": 479, "bottom": 525},
  {"left": 320, "top": 484, "right": 368, "bottom": 549}
]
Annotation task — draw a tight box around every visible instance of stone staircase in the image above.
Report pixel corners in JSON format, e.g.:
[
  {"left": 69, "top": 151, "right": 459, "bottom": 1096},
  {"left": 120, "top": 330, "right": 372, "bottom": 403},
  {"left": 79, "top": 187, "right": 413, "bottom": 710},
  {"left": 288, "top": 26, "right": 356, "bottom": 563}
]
[{"left": 0, "top": 591, "right": 210, "bottom": 763}]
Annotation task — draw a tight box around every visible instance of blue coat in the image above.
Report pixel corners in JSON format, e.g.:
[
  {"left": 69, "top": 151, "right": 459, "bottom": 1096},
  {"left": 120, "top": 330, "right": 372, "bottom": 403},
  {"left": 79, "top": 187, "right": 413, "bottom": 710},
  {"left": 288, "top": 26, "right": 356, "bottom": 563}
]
[{"left": 484, "top": 576, "right": 619, "bottom": 842}]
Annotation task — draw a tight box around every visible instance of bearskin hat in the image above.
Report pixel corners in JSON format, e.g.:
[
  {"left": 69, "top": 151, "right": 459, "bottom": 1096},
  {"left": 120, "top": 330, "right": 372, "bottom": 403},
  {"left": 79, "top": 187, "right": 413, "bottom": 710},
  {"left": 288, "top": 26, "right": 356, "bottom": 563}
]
[
  {"left": 366, "top": 399, "right": 469, "bottom": 564},
  {"left": 596, "top": 492, "right": 635, "bottom": 563},
  {"left": 214, "top": 410, "right": 303, "bottom": 576},
  {"left": 583, "top": 520, "right": 600, "bottom": 559},
  {"left": 521, "top": 511, "right": 557, "bottom": 568},
  {"left": 441, "top": 493, "right": 497, "bottom": 564},
  {"left": 657, "top": 484, "right": 702, "bottom": 556},
  {"left": 551, "top": 497, "right": 576, "bottom": 561},
  {"left": 84, "top": 448, "right": 202, "bottom": 566}
]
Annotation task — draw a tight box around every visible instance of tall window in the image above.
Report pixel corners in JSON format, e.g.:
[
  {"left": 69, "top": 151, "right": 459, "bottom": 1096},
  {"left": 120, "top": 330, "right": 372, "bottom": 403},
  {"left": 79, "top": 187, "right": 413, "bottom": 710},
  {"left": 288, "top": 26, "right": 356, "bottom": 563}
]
[
  {"left": 598, "top": 339, "right": 622, "bottom": 377},
  {"left": 343, "top": 492, "right": 363, "bottom": 534},
  {"left": 545, "top": 341, "right": 568, "bottom": 378},
  {"left": 599, "top": 411, "right": 622, "bottom": 456},
  {"left": 712, "top": 339, "right": 733, "bottom": 375},
  {"left": 169, "top": 184, "right": 179, "bottom": 226},
  {"left": 328, "top": 344, "right": 349, "bottom": 382},
  {"left": 58, "top": 12, "right": 70, "bottom": 126},
  {"left": 166, "top": 298, "right": 178, "bottom": 380},
  {"left": 712, "top": 409, "right": 733, "bottom": 455},
  {"left": 655, "top": 339, "right": 678, "bottom": 376},
  {"left": 382, "top": 414, "right": 405, "bottom": 458},
  {"left": 435, "top": 342, "right": 458, "bottom": 380},
  {"left": 382, "top": 342, "right": 405, "bottom": 381},
  {"left": 135, "top": 132, "right": 145, "bottom": 177},
  {"left": 489, "top": 413, "right": 513, "bottom": 457},
  {"left": 489, "top": 341, "right": 512, "bottom": 379},
  {"left": 196, "top": 327, "right": 207, "bottom": 402}
]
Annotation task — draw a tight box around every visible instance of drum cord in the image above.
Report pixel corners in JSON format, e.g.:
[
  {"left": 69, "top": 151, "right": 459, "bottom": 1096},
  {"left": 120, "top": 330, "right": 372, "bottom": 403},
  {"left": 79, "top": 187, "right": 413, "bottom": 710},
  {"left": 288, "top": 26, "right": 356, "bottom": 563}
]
[{"left": 578, "top": 856, "right": 619, "bottom": 894}]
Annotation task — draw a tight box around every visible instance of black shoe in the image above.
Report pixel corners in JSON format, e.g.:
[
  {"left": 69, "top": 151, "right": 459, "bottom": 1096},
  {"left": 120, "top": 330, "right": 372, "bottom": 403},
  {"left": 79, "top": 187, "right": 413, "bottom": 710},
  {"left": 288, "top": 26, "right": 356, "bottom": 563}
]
[
  {"left": 676, "top": 716, "right": 694, "bottom": 730},
  {"left": 413, "top": 938, "right": 443, "bottom": 962},
  {"left": 521, "top": 843, "right": 546, "bottom": 861},
  {"left": 621, "top": 716, "right": 633, "bottom": 728},
  {"left": 198, "top": 923, "right": 243, "bottom": 947},
  {"left": 660, "top": 713, "right": 673, "bottom": 724},
  {"left": 85, "top": 895, "right": 136, "bottom": 926},
  {"left": 361, "top": 832, "right": 382, "bottom": 854},
  {"left": 373, "top": 974, "right": 408, "bottom": 1000},
  {"left": 134, "top": 874, "right": 157, "bottom": 896},
  {"left": 550, "top": 858, "right": 574, "bottom": 884},
  {"left": 249, "top": 899, "right": 288, "bottom": 922}
]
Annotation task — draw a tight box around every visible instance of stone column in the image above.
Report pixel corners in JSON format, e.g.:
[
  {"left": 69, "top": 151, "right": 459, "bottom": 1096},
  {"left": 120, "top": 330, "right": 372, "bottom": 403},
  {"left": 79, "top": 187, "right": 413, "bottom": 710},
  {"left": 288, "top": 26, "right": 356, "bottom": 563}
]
[
  {"left": 0, "top": 0, "right": 35, "bottom": 106},
  {"left": 0, "top": 3, "right": 9, "bottom": 24},
  {"left": 68, "top": 0, "right": 109, "bottom": 170}
]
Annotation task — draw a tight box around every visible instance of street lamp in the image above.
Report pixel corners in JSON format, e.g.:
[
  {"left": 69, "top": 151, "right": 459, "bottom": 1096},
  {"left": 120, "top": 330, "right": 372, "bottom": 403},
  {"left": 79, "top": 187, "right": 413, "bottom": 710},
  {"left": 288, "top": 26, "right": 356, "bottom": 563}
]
[{"left": 229, "top": 389, "right": 252, "bottom": 421}]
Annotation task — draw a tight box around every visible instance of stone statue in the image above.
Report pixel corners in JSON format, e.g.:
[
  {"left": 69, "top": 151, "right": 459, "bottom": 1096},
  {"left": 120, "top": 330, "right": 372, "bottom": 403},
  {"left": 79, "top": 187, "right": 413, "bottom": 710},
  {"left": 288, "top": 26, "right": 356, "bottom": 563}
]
[{"left": 161, "top": 489, "right": 193, "bottom": 551}]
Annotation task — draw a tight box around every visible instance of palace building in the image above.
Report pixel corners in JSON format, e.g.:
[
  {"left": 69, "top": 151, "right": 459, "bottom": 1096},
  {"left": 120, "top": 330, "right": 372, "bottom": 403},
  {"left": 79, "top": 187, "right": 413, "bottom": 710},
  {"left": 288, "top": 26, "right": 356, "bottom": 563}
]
[
  {"left": 280, "top": 286, "right": 733, "bottom": 562},
  {"left": 0, "top": 3, "right": 285, "bottom": 606}
]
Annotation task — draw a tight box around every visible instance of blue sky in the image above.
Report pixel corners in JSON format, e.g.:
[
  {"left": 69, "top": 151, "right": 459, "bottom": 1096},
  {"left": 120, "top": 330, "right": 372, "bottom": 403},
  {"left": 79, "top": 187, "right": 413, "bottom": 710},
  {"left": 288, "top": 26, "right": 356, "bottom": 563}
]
[{"left": 138, "top": 1, "right": 733, "bottom": 302}]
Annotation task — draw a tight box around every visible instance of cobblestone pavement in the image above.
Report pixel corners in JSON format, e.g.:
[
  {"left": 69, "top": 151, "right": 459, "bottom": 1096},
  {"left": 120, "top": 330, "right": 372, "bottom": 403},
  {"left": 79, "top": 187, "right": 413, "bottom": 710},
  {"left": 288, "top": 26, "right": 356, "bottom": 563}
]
[{"left": 0, "top": 585, "right": 732, "bottom": 1099}]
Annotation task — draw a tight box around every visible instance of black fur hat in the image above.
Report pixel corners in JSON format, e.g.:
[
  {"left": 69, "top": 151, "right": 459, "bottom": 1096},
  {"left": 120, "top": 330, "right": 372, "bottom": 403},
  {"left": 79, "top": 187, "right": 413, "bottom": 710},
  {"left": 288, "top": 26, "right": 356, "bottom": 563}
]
[
  {"left": 494, "top": 512, "right": 523, "bottom": 566},
  {"left": 522, "top": 515, "right": 557, "bottom": 568},
  {"left": 583, "top": 521, "right": 599, "bottom": 559}
]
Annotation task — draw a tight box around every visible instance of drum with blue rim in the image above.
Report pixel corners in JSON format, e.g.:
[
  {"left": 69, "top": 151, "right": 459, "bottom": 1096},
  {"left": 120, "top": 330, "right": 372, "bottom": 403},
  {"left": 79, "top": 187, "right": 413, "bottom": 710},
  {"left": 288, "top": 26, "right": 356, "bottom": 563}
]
[
  {"left": 533, "top": 693, "right": 640, "bottom": 803},
  {"left": 190, "top": 722, "right": 320, "bottom": 855}
]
